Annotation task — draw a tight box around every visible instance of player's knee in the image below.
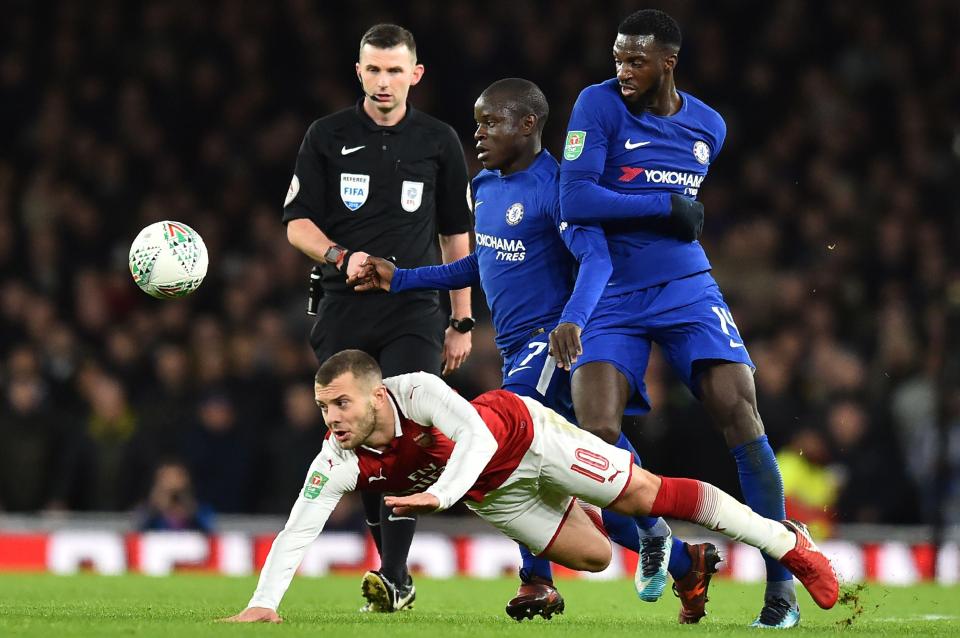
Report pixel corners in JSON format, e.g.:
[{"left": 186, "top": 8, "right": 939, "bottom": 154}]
[
  {"left": 577, "top": 540, "right": 612, "bottom": 572},
  {"left": 717, "top": 395, "right": 764, "bottom": 445}
]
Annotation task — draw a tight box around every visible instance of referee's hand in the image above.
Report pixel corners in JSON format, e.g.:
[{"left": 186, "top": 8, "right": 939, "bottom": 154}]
[
  {"left": 346, "top": 256, "right": 395, "bottom": 292},
  {"left": 442, "top": 328, "right": 472, "bottom": 375}
]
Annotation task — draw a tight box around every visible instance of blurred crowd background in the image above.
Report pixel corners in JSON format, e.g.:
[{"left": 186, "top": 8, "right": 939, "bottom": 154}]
[{"left": 1, "top": 0, "right": 958, "bottom": 533}]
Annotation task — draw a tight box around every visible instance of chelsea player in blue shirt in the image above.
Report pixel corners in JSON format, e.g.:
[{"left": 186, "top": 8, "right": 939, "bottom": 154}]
[
  {"left": 351, "top": 78, "right": 716, "bottom": 623},
  {"left": 559, "top": 10, "right": 799, "bottom": 628}
]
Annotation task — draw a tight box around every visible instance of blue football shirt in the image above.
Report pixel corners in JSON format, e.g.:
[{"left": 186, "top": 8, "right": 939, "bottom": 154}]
[
  {"left": 560, "top": 78, "right": 725, "bottom": 293},
  {"left": 393, "top": 150, "right": 611, "bottom": 354}
]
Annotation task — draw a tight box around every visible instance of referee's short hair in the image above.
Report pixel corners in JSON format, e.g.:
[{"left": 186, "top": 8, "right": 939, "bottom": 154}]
[
  {"left": 360, "top": 23, "right": 417, "bottom": 58},
  {"left": 316, "top": 349, "right": 382, "bottom": 389},
  {"left": 481, "top": 78, "right": 549, "bottom": 131}
]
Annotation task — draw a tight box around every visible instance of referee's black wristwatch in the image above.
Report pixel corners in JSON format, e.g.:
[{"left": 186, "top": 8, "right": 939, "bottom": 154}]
[{"left": 450, "top": 317, "right": 475, "bottom": 333}]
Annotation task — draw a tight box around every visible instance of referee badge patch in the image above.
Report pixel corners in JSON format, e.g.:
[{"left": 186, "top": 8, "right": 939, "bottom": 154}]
[
  {"left": 564, "top": 131, "right": 586, "bottom": 160},
  {"left": 340, "top": 173, "right": 369, "bottom": 211},
  {"left": 401, "top": 180, "right": 424, "bottom": 212},
  {"left": 284, "top": 175, "right": 300, "bottom": 207}
]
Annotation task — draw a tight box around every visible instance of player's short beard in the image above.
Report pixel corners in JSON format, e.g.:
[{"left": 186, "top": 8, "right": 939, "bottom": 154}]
[
  {"left": 359, "top": 398, "right": 378, "bottom": 442},
  {"left": 636, "top": 74, "right": 664, "bottom": 109}
]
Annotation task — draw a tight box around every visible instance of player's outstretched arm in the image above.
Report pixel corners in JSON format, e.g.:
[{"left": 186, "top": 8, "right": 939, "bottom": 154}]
[
  {"left": 393, "top": 373, "right": 498, "bottom": 511},
  {"left": 241, "top": 445, "right": 357, "bottom": 614},
  {"left": 348, "top": 253, "right": 480, "bottom": 293},
  {"left": 219, "top": 607, "right": 282, "bottom": 623}
]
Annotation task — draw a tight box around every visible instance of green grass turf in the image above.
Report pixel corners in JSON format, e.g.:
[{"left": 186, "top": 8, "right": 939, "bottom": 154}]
[{"left": 0, "top": 574, "right": 958, "bottom": 637}]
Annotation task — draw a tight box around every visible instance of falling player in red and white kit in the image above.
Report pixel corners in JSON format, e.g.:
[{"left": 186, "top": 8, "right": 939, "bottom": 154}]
[{"left": 223, "top": 350, "right": 838, "bottom": 623}]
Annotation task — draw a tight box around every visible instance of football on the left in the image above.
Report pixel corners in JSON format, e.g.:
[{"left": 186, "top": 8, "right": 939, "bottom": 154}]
[{"left": 128, "top": 221, "right": 208, "bottom": 299}]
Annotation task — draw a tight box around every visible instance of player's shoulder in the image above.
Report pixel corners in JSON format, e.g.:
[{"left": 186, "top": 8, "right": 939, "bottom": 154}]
[
  {"left": 528, "top": 151, "right": 561, "bottom": 201},
  {"left": 678, "top": 91, "right": 726, "bottom": 136},
  {"left": 308, "top": 105, "right": 361, "bottom": 134},
  {"left": 320, "top": 430, "right": 356, "bottom": 462},
  {"left": 301, "top": 106, "right": 363, "bottom": 151},
  {"left": 472, "top": 167, "right": 499, "bottom": 190},
  {"left": 384, "top": 371, "right": 442, "bottom": 397},
  {"left": 575, "top": 78, "right": 623, "bottom": 109},
  {"left": 531, "top": 150, "right": 560, "bottom": 179}
]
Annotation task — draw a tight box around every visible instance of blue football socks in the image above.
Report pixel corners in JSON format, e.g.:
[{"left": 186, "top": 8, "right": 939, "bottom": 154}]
[
  {"left": 731, "top": 435, "right": 794, "bottom": 583},
  {"left": 519, "top": 543, "right": 553, "bottom": 582}
]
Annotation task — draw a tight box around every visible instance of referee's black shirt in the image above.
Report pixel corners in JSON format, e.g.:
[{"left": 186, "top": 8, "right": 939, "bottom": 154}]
[{"left": 282, "top": 100, "right": 472, "bottom": 295}]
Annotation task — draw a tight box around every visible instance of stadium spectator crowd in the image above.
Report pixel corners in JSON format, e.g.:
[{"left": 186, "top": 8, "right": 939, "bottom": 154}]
[{"left": 0, "top": 0, "right": 957, "bottom": 528}]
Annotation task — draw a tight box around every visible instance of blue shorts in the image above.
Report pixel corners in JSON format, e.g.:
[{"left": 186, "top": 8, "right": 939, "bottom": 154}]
[
  {"left": 572, "top": 271, "right": 754, "bottom": 415},
  {"left": 500, "top": 331, "right": 576, "bottom": 424}
]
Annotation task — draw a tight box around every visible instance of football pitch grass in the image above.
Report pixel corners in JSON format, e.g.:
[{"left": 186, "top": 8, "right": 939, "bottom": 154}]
[{"left": 1, "top": 574, "right": 959, "bottom": 637}]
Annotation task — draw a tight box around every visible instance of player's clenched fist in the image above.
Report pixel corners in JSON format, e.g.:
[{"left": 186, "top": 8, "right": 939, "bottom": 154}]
[
  {"left": 219, "top": 607, "right": 282, "bottom": 623},
  {"left": 347, "top": 256, "right": 396, "bottom": 292},
  {"left": 549, "top": 322, "right": 583, "bottom": 371}
]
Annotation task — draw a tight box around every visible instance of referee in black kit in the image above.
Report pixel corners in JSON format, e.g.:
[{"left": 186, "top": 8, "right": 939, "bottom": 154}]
[{"left": 281, "top": 24, "right": 473, "bottom": 612}]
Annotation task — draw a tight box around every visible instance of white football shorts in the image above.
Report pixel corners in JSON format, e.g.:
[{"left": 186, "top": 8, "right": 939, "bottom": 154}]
[{"left": 467, "top": 396, "right": 634, "bottom": 554}]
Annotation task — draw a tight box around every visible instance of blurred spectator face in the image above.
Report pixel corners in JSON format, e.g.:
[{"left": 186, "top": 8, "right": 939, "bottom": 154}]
[
  {"left": 285, "top": 384, "right": 320, "bottom": 430},
  {"left": 44, "top": 324, "right": 79, "bottom": 379},
  {"left": 7, "top": 377, "right": 44, "bottom": 414},
  {"left": 356, "top": 44, "right": 423, "bottom": 115},
  {"left": 753, "top": 346, "right": 791, "bottom": 396},
  {"left": 149, "top": 462, "right": 197, "bottom": 519},
  {"left": 199, "top": 394, "right": 235, "bottom": 433},
  {"left": 790, "top": 428, "right": 830, "bottom": 465},
  {"left": 828, "top": 400, "right": 868, "bottom": 449},
  {"left": 154, "top": 344, "right": 189, "bottom": 390},
  {"left": 195, "top": 348, "right": 226, "bottom": 384},
  {"left": 89, "top": 376, "right": 128, "bottom": 422},
  {"left": 6, "top": 345, "right": 41, "bottom": 379},
  {"left": 106, "top": 329, "right": 141, "bottom": 369},
  {"left": 228, "top": 333, "right": 257, "bottom": 377}
]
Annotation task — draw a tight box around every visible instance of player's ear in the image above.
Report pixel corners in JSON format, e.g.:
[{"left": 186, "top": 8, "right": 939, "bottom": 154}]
[
  {"left": 371, "top": 383, "right": 388, "bottom": 406},
  {"left": 663, "top": 51, "right": 678, "bottom": 72},
  {"left": 410, "top": 63, "right": 425, "bottom": 86},
  {"left": 520, "top": 113, "right": 537, "bottom": 136}
]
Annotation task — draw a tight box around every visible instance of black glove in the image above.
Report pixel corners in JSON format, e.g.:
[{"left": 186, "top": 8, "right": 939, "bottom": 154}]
[{"left": 669, "top": 193, "right": 704, "bottom": 242}]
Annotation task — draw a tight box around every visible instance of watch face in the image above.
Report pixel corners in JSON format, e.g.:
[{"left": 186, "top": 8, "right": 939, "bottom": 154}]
[
  {"left": 324, "top": 246, "right": 344, "bottom": 263},
  {"left": 453, "top": 317, "right": 475, "bottom": 332}
]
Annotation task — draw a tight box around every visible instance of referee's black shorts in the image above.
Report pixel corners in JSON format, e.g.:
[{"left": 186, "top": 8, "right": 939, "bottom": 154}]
[{"left": 310, "top": 292, "right": 445, "bottom": 377}]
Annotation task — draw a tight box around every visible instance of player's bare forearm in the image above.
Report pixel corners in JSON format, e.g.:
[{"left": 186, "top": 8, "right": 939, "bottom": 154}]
[
  {"left": 286, "top": 218, "right": 342, "bottom": 263},
  {"left": 440, "top": 232, "right": 472, "bottom": 318}
]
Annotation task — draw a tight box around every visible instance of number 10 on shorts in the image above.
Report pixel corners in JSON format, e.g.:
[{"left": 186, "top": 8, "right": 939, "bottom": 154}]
[{"left": 570, "top": 448, "right": 610, "bottom": 483}]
